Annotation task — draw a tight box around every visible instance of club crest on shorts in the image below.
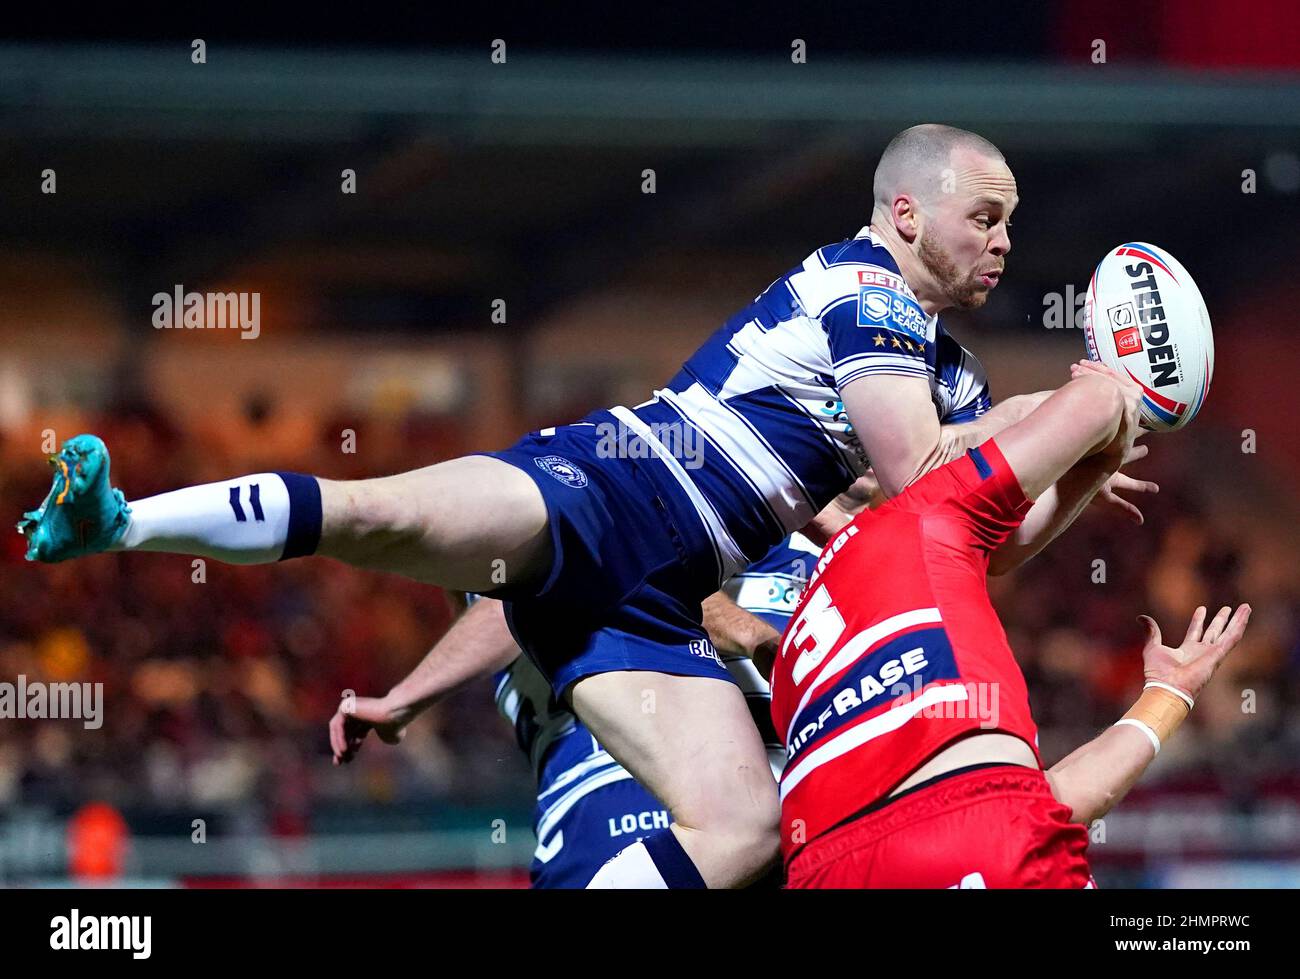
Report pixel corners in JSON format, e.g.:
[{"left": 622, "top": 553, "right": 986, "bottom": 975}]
[{"left": 535, "top": 455, "right": 588, "bottom": 488}]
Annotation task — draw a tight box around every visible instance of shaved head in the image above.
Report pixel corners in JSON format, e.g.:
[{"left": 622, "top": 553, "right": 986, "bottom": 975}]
[
  {"left": 868, "top": 124, "right": 1017, "bottom": 312},
  {"left": 872, "top": 124, "right": 1005, "bottom": 213}
]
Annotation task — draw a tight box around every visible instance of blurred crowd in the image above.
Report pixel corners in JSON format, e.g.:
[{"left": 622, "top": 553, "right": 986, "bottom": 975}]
[
  {"left": 1, "top": 393, "right": 1298, "bottom": 843},
  {"left": 0, "top": 396, "right": 535, "bottom": 837},
  {"left": 993, "top": 438, "right": 1300, "bottom": 798}
]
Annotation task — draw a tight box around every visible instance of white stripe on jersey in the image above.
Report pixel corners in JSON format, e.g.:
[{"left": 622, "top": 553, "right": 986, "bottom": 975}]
[
  {"left": 705, "top": 309, "right": 871, "bottom": 477},
  {"left": 719, "top": 314, "right": 832, "bottom": 395},
  {"left": 729, "top": 573, "right": 806, "bottom": 615},
  {"left": 771, "top": 384, "right": 862, "bottom": 477},
  {"left": 719, "top": 653, "right": 771, "bottom": 699},
  {"left": 836, "top": 351, "right": 931, "bottom": 388},
  {"left": 783, "top": 606, "right": 943, "bottom": 744},
  {"left": 536, "top": 749, "right": 624, "bottom": 802},
  {"left": 936, "top": 345, "right": 985, "bottom": 419},
  {"left": 620, "top": 227, "right": 988, "bottom": 571},
  {"left": 494, "top": 651, "right": 575, "bottom": 775},
  {"left": 609, "top": 404, "right": 748, "bottom": 579},
  {"left": 660, "top": 384, "right": 816, "bottom": 526},
  {"left": 779, "top": 684, "right": 970, "bottom": 801},
  {"left": 535, "top": 763, "right": 637, "bottom": 848}
]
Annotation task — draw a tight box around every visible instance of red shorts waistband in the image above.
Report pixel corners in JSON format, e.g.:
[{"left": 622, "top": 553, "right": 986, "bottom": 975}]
[{"left": 788, "top": 764, "right": 1056, "bottom": 875}]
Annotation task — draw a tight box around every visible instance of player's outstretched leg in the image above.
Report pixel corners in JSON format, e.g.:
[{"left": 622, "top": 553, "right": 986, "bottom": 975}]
[
  {"left": 313, "top": 460, "right": 552, "bottom": 588},
  {"left": 19, "top": 435, "right": 552, "bottom": 593},
  {"left": 18, "top": 435, "right": 131, "bottom": 562},
  {"left": 572, "top": 671, "right": 780, "bottom": 888}
]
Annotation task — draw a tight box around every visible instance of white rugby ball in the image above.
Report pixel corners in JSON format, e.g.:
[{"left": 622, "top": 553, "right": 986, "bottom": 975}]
[{"left": 1082, "top": 242, "right": 1214, "bottom": 432}]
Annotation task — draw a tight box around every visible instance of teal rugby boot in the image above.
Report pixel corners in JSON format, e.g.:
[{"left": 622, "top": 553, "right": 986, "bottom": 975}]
[{"left": 17, "top": 434, "right": 130, "bottom": 562}]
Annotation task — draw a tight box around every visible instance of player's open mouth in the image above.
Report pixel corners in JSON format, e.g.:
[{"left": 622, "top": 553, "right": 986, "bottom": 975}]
[{"left": 978, "top": 270, "right": 1001, "bottom": 288}]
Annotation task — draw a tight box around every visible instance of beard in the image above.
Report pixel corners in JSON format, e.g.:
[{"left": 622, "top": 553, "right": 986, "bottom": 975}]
[{"left": 918, "top": 232, "right": 988, "bottom": 310}]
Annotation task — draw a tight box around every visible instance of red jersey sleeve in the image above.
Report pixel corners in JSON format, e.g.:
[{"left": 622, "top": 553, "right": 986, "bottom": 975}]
[
  {"left": 892, "top": 437, "right": 1031, "bottom": 553},
  {"left": 948, "top": 438, "right": 1032, "bottom": 551}
]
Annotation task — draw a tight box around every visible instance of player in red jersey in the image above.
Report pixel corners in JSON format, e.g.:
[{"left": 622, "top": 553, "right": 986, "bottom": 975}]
[{"left": 770, "top": 360, "right": 1252, "bottom": 888}]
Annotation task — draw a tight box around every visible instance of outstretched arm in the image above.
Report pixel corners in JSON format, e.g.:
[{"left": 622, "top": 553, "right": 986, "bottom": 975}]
[
  {"left": 989, "top": 361, "right": 1157, "bottom": 575},
  {"left": 1044, "top": 603, "right": 1252, "bottom": 825},
  {"left": 829, "top": 369, "right": 1152, "bottom": 568},
  {"left": 989, "top": 446, "right": 1157, "bottom": 575},
  {"left": 841, "top": 374, "right": 1050, "bottom": 498},
  {"left": 330, "top": 589, "right": 786, "bottom": 762},
  {"left": 329, "top": 595, "right": 519, "bottom": 764}
]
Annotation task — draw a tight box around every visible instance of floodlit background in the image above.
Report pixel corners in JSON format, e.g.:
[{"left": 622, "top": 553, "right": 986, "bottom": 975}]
[{"left": 1, "top": 4, "right": 1299, "bottom": 887}]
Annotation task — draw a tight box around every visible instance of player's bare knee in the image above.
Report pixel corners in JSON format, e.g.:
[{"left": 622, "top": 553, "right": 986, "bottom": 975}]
[
  {"left": 723, "top": 807, "right": 781, "bottom": 879},
  {"left": 735, "top": 795, "right": 781, "bottom": 852},
  {"left": 674, "top": 763, "right": 779, "bottom": 840}
]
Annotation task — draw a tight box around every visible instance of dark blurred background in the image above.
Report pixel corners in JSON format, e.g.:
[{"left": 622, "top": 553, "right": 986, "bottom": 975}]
[{"left": 1, "top": 3, "right": 1299, "bottom": 887}]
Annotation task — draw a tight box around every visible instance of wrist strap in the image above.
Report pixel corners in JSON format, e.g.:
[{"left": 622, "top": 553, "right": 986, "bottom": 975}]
[
  {"left": 1123, "top": 685, "right": 1193, "bottom": 745},
  {"left": 1114, "top": 717, "right": 1161, "bottom": 755},
  {"left": 1143, "top": 680, "right": 1194, "bottom": 710}
]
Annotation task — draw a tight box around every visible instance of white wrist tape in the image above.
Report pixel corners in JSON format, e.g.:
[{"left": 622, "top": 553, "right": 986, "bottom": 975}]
[
  {"left": 1115, "top": 717, "right": 1161, "bottom": 755},
  {"left": 1143, "top": 680, "right": 1194, "bottom": 710}
]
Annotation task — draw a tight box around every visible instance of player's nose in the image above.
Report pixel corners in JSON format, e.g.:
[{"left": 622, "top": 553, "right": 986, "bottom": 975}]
[{"left": 990, "top": 225, "right": 1011, "bottom": 257}]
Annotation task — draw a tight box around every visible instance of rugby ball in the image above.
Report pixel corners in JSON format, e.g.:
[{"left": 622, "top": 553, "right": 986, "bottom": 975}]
[{"left": 1082, "top": 242, "right": 1213, "bottom": 432}]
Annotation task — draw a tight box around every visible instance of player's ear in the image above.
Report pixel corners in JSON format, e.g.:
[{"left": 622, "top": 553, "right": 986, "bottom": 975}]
[{"left": 892, "top": 195, "right": 920, "bottom": 242}]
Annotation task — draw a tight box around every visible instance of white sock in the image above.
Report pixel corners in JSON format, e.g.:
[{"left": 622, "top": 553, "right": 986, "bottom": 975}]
[
  {"left": 586, "top": 842, "right": 669, "bottom": 889},
  {"left": 115, "top": 473, "right": 315, "bottom": 564}
]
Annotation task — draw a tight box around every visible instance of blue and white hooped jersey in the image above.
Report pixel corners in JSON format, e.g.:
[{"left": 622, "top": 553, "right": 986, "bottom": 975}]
[
  {"left": 598, "top": 226, "right": 990, "bottom": 585},
  {"left": 719, "top": 532, "right": 823, "bottom": 769},
  {"left": 490, "top": 536, "right": 816, "bottom": 865},
  {"left": 721, "top": 531, "right": 822, "bottom": 632}
]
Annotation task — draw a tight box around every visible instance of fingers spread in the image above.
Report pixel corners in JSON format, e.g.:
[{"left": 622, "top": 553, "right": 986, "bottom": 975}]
[
  {"left": 1105, "top": 491, "right": 1144, "bottom": 524},
  {"left": 1216, "top": 604, "right": 1253, "bottom": 649},
  {"left": 1203, "top": 605, "right": 1233, "bottom": 643},
  {"left": 1182, "top": 606, "right": 1207, "bottom": 646}
]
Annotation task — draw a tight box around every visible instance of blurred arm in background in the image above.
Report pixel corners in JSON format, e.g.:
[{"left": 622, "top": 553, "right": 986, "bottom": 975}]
[
  {"left": 329, "top": 595, "right": 518, "bottom": 765},
  {"left": 331, "top": 591, "right": 787, "bottom": 762}
]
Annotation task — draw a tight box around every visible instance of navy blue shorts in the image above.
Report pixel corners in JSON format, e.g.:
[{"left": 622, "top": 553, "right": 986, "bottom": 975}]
[
  {"left": 477, "top": 418, "right": 735, "bottom": 697},
  {"left": 531, "top": 775, "right": 669, "bottom": 888}
]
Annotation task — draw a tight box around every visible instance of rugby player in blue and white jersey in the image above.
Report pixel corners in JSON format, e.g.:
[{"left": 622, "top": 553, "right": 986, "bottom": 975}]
[
  {"left": 23, "top": 124, "right": 1154, "bottom": 888},
  {"left": 327, "top": 541, "right": 817, "bottom": 888}
]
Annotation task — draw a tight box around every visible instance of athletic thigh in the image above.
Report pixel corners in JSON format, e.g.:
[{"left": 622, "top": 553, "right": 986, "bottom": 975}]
[
  {"left": 317, "top": 455, "right": 552, "bottom": 591},
  {"left": 569, "top": 670, "right": 779, "bottom": 830}
]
